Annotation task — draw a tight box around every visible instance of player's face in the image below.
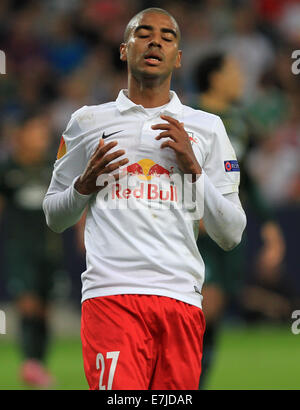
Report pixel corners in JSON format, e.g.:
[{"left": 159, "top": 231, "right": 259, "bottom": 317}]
[
  {"left": 120, "top": 12, "right": 182, "bottom": 82},
  {"left": 216, "top": 57, "right": 245, "bottom": 101}
]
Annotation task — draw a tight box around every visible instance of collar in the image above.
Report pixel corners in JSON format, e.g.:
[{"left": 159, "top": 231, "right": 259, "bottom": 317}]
[{"left": 116, "top": 89, "right": 183, "bottom": 116}]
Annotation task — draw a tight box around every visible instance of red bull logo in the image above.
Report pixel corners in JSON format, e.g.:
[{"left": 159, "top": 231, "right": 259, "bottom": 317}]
[
  {"left": 113, "top": 159, "right": 177, "bottom": 202},
  {"left": 112, "top": 182, "right": 178, "bottom": 202},
  {"left": 126, "top": 159, "right": 171, "bottom": 180},
  {"left": 96, "top": 158, "right": 205, "bottom": 220}
]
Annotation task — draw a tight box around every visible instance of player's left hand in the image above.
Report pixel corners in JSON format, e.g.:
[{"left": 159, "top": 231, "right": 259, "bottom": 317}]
[{"left": 152, "top": 115, "right": 202, "bottom": 180}]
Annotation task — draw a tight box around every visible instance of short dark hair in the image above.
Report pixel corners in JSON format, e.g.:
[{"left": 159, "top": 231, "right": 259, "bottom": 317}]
[
  {"left": 194, "top": 52, "right": 226, "bottom": 93},
  {"left": 123, "top": 7, "right": 181, "bottom": 43}
]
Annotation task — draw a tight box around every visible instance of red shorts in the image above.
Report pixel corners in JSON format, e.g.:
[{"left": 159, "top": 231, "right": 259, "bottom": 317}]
[{"left": 81, "top": 294, "right": 205, "bottom": 390}]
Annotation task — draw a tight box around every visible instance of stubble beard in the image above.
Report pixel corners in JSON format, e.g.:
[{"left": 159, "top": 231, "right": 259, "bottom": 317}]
[{"left": 130, "top": 67, "right": 171, "bottom": 89}]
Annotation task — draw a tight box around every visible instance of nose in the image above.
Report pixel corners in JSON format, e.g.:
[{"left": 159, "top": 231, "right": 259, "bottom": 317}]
[
  {"left": 148, "top": 39, "right": 161, "bottom": 49},
  {"left": 148, "top": 31, "right": 162, "bottom": 48}
]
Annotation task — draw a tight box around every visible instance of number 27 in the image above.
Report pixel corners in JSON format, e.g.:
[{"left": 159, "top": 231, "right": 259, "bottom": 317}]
[{"left": 96, "top": 351, "right": 120, "bottom": 390}]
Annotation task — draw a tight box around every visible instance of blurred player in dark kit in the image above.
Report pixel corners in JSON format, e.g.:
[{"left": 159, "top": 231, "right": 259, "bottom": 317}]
[
  {"left": 0, "top": 113, "right": 62, "bottom": 388},
  {"left": 193, "top": 52, "right": 285, "bottom": 389}
]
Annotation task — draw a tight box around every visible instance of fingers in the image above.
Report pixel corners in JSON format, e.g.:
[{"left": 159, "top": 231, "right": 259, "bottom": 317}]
[
  {"left": 160, "top": 140, "right": 176, "bottom": 150},
  {"left": 160, "top": 115, "right": 183, "bottom": 128},
  {"left": 95, "top": 149, "right": 128, "bottom": 174},
  {"left": 152, "top": 116, "right": 186, "bottom": 144},
  {"left": 92, "top": 139, "right": 128, "bottom": 167},
  {"left": 101, "top": 149, "right": 126, "bottom": 167},
  {"left": 101, "top": 157, "right": 129, "bottom": 175},
  {"left": 151, "top": 115, "right": 183, "bottom": 130},
  {"left": 151, "top": 123, "right": 172, "bottom": 131},
  {"left": 91, "top": 139, "right": 116, "bottom": 161},
  {"left": 155, "top": 130, "right": 177, "bottom": 141},
  {"left": 99, "top": 140, "right": 118, "bottom": 157},
  {"left": 89, "top": 138, "right": 129, "bottom": 176}
]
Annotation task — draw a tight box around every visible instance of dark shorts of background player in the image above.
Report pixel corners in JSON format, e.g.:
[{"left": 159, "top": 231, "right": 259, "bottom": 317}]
[
  {"left": 197, "top": 233, "right": 246, "bottom": 296},
  {"left": 3, "top": 238, "right": 56, "bottom": 302}
]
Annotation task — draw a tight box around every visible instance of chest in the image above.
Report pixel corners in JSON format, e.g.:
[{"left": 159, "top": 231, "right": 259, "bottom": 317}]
[{"left": 84, "top": 115, "right": 207, "bottom": 178}]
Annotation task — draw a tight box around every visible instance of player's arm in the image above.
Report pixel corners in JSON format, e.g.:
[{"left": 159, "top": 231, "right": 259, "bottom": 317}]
[
  {"left": 201, "top": 176, "right": 246, "bottom": 250},
  {"left": 200, "top": 115, "right": 246, "bottom": 250},
  {"left": 43, "top": 110, "right": 128, "bottom": 233},
  {"left": 43, "top": 175, "right": 91, "bottom": 234},
  {"left": 44, "top": 139, "right": 128, "bottom": 233},
  {"left": 153, "top": 114, "right": 246, "bottom": 251}
]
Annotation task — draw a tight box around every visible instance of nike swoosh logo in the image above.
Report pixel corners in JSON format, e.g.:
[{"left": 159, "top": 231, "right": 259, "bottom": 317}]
[{"left": 102, "top": 130, "right": 123, "bottom": 139}]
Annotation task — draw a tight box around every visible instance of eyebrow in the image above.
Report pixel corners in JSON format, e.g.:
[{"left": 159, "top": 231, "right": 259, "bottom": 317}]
[{"left": 134, "top": 24, "right": 177, "bottom": 38}]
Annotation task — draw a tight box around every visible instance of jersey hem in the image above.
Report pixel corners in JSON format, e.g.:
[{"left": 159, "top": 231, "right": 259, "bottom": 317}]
[{"left": 81, "top": 288, "right": 203, "bottom": 309}]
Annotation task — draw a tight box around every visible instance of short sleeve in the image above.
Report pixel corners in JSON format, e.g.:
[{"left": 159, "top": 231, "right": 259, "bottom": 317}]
[
  {"left": 52, "top": 107, "right": 88, "bottom": 187},
  {"left": 204, "top": 116, "right": 240, "bottom": 195}
]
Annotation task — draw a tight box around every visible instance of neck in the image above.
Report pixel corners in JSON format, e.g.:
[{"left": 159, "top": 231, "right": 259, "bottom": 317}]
[
  {"left": 200, "top": 91, "right": 230, "bottom": 113},
  {"left": 127, "top": 73, "right": 171, "bottom": 108}
]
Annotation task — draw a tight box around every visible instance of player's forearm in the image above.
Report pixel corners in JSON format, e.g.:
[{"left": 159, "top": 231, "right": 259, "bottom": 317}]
[
  {"left": 43, "top": 177, "right": 91, "bottom": 233},
  {"left": 202, "top": 172, "right": 247, "bottom": 251}
]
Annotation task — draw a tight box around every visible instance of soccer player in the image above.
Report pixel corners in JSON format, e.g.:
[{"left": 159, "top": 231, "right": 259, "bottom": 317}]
[
  {"left": 43, "top": 8, "right": 246, "bottom": 390},
  {"left": 193, "top": 51, "right": 285, "bottom": 388},
  {"left": 0, "top": 112, "right": 61, "bottom": 388}
]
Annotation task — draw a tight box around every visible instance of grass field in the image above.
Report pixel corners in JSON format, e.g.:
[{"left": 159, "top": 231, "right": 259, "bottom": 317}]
[{"left": 0, "top": 323, "right": 299, "bottom": 390}]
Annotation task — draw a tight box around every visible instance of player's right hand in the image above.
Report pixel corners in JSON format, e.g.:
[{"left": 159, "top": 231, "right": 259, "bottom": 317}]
[{"left": 74, "top": 139, "right": 129, "bottom": 195}]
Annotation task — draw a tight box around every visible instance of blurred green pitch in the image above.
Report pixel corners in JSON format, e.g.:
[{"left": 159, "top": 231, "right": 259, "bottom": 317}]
[{"left": 0, "top": 324, "right": 299, "bottom": 390}]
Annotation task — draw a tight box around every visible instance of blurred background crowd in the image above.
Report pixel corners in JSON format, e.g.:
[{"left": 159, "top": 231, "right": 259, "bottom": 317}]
[{"left": 0, "top": 0, "right": 299, "bottom": 389}]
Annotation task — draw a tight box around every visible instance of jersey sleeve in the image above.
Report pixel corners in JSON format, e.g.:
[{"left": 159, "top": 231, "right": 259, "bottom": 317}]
[
  {"left": 203, "top": 115, "right": 240, "bottom": 195},
  {"left": 52, "top": 106, "right": 88, "bottom": 188}
]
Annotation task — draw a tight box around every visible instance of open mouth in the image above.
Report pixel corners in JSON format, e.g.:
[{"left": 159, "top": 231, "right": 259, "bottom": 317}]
[{"left": 144, "top": 53, "right": 163, "bottom": 65}]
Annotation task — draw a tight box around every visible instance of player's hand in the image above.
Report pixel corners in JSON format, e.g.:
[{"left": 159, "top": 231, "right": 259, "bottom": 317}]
[
  {"left": 152, "top": 115, "right": 202, "bottom": 181},
  {"left": 74, "top": 139, "right": 129, "bottom": 195}
]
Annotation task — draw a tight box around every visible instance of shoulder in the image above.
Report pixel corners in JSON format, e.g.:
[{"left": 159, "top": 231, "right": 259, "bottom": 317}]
[
  {"left": 181, "top": 104, "right": 234, "bottom": 156},
  {"left": 63, "top": 101, "right": 118, "bottom": 142},
  {"left": 70, "top": 101, "right": 117, "bottom": 129},
  {"left": 182, "top": 104, "right": 220, "bottom": 132}
]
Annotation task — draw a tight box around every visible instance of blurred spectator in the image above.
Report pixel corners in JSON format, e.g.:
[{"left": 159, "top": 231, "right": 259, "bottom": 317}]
[
  {"left": 3, "top": 5, "right": 44, "bottom": 75},
  {"left": 279, "top": 1, "right": 300, "bottom": 44},
  {"left": 0, "top": 112, "right": 63, "bottom": 388},
  {"left": 246, "top": 87, "right": 300, "bottom": 207},
  {"left": 49, "top": 71, "right": 94, "bottom": 135},
  {"left": 44, "top": 14, "right": 88, "bottom": 75},
  {"left": 255, "top": 0, "right": 297, "bottom": 24},
  {"left": 220, "top": 4, "right": 275, "bottom": 101}
]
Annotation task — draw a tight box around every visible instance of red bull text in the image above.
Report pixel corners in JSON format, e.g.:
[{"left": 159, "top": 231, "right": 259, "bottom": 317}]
[{"left": 95, "top": 158, "right": 204, "bottom": 219}]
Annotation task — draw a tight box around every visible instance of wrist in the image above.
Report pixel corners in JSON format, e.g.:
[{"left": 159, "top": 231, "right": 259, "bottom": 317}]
[
  {"left": 190, "top": 164, "right": 202, "bottom": 182},
  {"left": 74, "top": 176, "right": 91, "bottom": 195}
]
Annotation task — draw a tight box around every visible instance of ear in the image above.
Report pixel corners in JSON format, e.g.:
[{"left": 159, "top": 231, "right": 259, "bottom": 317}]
[
  {"left": 120, "top": 43, "right": 127, "bottom": 62},
  {"left": 175, "top": 49, "right": 182, "bottom": 69}
]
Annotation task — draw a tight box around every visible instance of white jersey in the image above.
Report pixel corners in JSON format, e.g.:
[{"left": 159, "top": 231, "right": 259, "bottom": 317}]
[{"left": 51, "top": 90, "right": 240, "bottom": 308}]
